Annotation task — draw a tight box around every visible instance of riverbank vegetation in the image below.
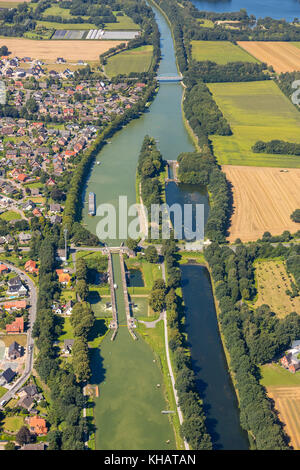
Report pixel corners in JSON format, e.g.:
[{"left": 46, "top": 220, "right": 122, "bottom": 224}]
[{"left": 137, "top": 135, "right": 166, "bottom": 241}]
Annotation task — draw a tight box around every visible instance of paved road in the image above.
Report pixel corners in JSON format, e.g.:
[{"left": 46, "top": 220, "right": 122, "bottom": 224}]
[{"left": 0, "top": 262, "right": 37, "bottom": 406}]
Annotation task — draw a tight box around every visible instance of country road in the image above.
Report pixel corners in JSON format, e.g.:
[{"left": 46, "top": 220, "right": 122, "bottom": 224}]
[{"left": 0, "top": 262, "right": 37, "bottom": 406}]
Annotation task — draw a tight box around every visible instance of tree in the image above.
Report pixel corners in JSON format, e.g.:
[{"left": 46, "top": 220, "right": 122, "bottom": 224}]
[
  {"left": 76, "top": 258, "right": 87, "bottom": 281},
  {"left": 149, "top": 288, "right": 166, "bottom": 312},
  {"left": 4, "top": 441, "right": 15, "bottom": 450},
  {"left": 0, "top": 45, "right": 8, "bottom": 56},
  {"left": 76, "top": 279, "right": 89, "bottom": 301},
  {"left": 291, "top": 209, "right": 300, "bottom": 223},
  {"left": 126, "top": 238, "right": 138, "bottom": 252},
  {"left": 145, "top": 245, "right": 159, "bottom": 263},
  {"left": 16, "top": 426, "right": 31, "bottom": 446}
]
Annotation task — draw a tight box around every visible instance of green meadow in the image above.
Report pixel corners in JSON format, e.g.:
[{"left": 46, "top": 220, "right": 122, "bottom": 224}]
[
  {"left": 36, "top": 21, "right": 98, "bottom": 30},
  {"left": 191, "top": 40, "right": 259, "bottom": 64},
  {"left": 208, "top": 81, "right": 300, "bottom": 167},
  {"left": 104, "top": 13, "right": 140, "bottom": 30},
  {"left": 260, "top": 363, "right": 300, "bottom": 387},
  {"left": 197, "top": 19, "right": 214, "bottom": 28},
  {"left": 105, "top": 45, "right": 153, "bottom": 77}
]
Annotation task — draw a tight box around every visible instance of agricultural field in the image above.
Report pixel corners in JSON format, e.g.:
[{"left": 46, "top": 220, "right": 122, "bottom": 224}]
[
  {"left": 223, "top": 165, "right": 300, "bottom": 242},
  {"left": 191, "top": 40, "right": 259, "bottom": 64},
  {"left": 105, "top": 45, "right": 153, "bottom": 77},
  {"left": 260, "top": 364, "right": 300, "bottom": 449},
  {"left": 0, "top": 38, "right": 125, "bottom": 61},
  {"left": 0, "top": 0, "right": 30, "bottom": 5},
  {"left": 253, "top": 260, "right": 300, "bottom": 318},
  {"left": 267, "top": 386, "right": 300, "bottom": 449},
  {"left": 209, "top": 81, "right": 300, "bottom": 167},
  {"left": 238, "top": 41, "right": 300, "bottom": 73}
]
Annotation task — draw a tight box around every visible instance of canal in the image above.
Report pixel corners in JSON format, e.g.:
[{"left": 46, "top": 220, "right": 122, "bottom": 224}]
[
  {"left": 87, "top": 0, "right": 248, "bottom": 450},
  {"left": 181, "top": 264, "right": 249, "bottom": 449}
]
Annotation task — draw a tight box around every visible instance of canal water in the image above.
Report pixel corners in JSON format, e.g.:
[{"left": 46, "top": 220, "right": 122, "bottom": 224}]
[
  {"left": 181, "top": 264, "right": 249, "bottom": 449},
  {"left": 191, "top": 0, "right": 300, "bottom": 22},
  {"left": 87, "top": 1, "right": 248, "bottom": 450}
]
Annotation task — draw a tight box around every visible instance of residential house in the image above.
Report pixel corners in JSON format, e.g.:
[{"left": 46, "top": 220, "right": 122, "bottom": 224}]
[
  {"left": 4, "top": 300, "right": 27, "bottom": 311},
  {"left": 56, "top": 269, "right": 71, "bottom": 285},
  {"left": 25, "top": 259, "right": 39, "bottom": 274},
  {"left": 0, "top": 367, "right": 16, "bottom": 386},
  {"left": 8, "top": 341, "right": 23, "bottom": 359},
  {"left": 63, "top": 339, "right": 74, "bottom": 354},
  {"left": 29, "top": 416, "right": 48, "bottom": 435},
  {"left": 18, "top": 232, "right": 32, "bottom": 244},
  {"left": 6, "top": 317, "right": 24, "bottom": 333},
  {"left": 21, "top": 443, "right": 46, "bottom": 450},
  {"left": 0, "top": 263, "right": 9, "bottom": 274}
]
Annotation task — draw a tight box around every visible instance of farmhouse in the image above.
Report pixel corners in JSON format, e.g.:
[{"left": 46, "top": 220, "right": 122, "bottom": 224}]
[{"left": 281, "top": 341, "right": 300, "bottom": 373}]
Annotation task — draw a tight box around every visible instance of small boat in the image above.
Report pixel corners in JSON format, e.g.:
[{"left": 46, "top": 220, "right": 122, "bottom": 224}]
[{"left": 97, "top": 161, "right": 101, "bottom": 165}]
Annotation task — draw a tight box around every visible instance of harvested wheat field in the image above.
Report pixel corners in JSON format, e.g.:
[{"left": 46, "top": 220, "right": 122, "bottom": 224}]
[
  {"left": 223, "top": 165, "right": 300, "bottom": 242},
  {"left": 254, "top": 260, "right": 300, "bottom": 318},
  {"left": 0, "top": 38, "right": 126, "bottom": 61},
  {"left": 238, "top": 41, "right": 300, "bottom": 73},
  {"left": 267, "top": 386, "right": 300, "bottom": 449}
]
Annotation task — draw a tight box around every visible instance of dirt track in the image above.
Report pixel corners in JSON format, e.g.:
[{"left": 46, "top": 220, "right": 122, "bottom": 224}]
[
  {"left": 0, "top": 38, "right": 125, "bottom": 61},
  {"left": 223, "top": 165, "right": 300, "bottom": 242},
  {"left": 267, "top": 386, "right": 300, "bottom": 450},
  {"left": 238, "top": 41, "right": 300, "bottom": 72}
]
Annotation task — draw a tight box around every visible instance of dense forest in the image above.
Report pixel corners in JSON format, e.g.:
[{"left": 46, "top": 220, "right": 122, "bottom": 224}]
[
  {"left": 184, "top": 61, "right": 270, "bottom": 85},
  {"left": 137, "top": 135, "right": 164, "bottom": 212}
]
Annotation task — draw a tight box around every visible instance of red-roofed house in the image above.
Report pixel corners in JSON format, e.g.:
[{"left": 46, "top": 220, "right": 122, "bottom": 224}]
[
  {"left": 0, "top": 264, "right": 9, "bottom": 274},
  {"left": 32, "top": 208, "right": 42, "bottom": 217},
  {"left": 6, "top": 316, "right": 24, "bottom": 333},
  {"left": 25, "top": 260, "right": 39, "bottom": 274},
  {"left": 17, "top": 173, "right": 28, "bottom": 183},
  {"left": 4, "top": 300, "right": 27, "bottom": 311},
  {"left": 29, "top": 417, "right": 48, "bottom": 435}
]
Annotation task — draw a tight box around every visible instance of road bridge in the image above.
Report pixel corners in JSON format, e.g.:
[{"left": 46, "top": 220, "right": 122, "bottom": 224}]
[{"left": 157, "top": 75, "right": 182, "bottom": 82}]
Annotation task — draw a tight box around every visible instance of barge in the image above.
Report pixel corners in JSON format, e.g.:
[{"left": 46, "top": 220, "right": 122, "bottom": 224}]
[{"left": 88, "top": 192, "right": 96, "bottom": 216}]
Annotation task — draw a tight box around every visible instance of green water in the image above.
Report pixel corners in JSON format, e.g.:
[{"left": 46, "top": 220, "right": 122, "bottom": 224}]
[{"left": 90, "top": 326, "right": 176, "bottom": 450}]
